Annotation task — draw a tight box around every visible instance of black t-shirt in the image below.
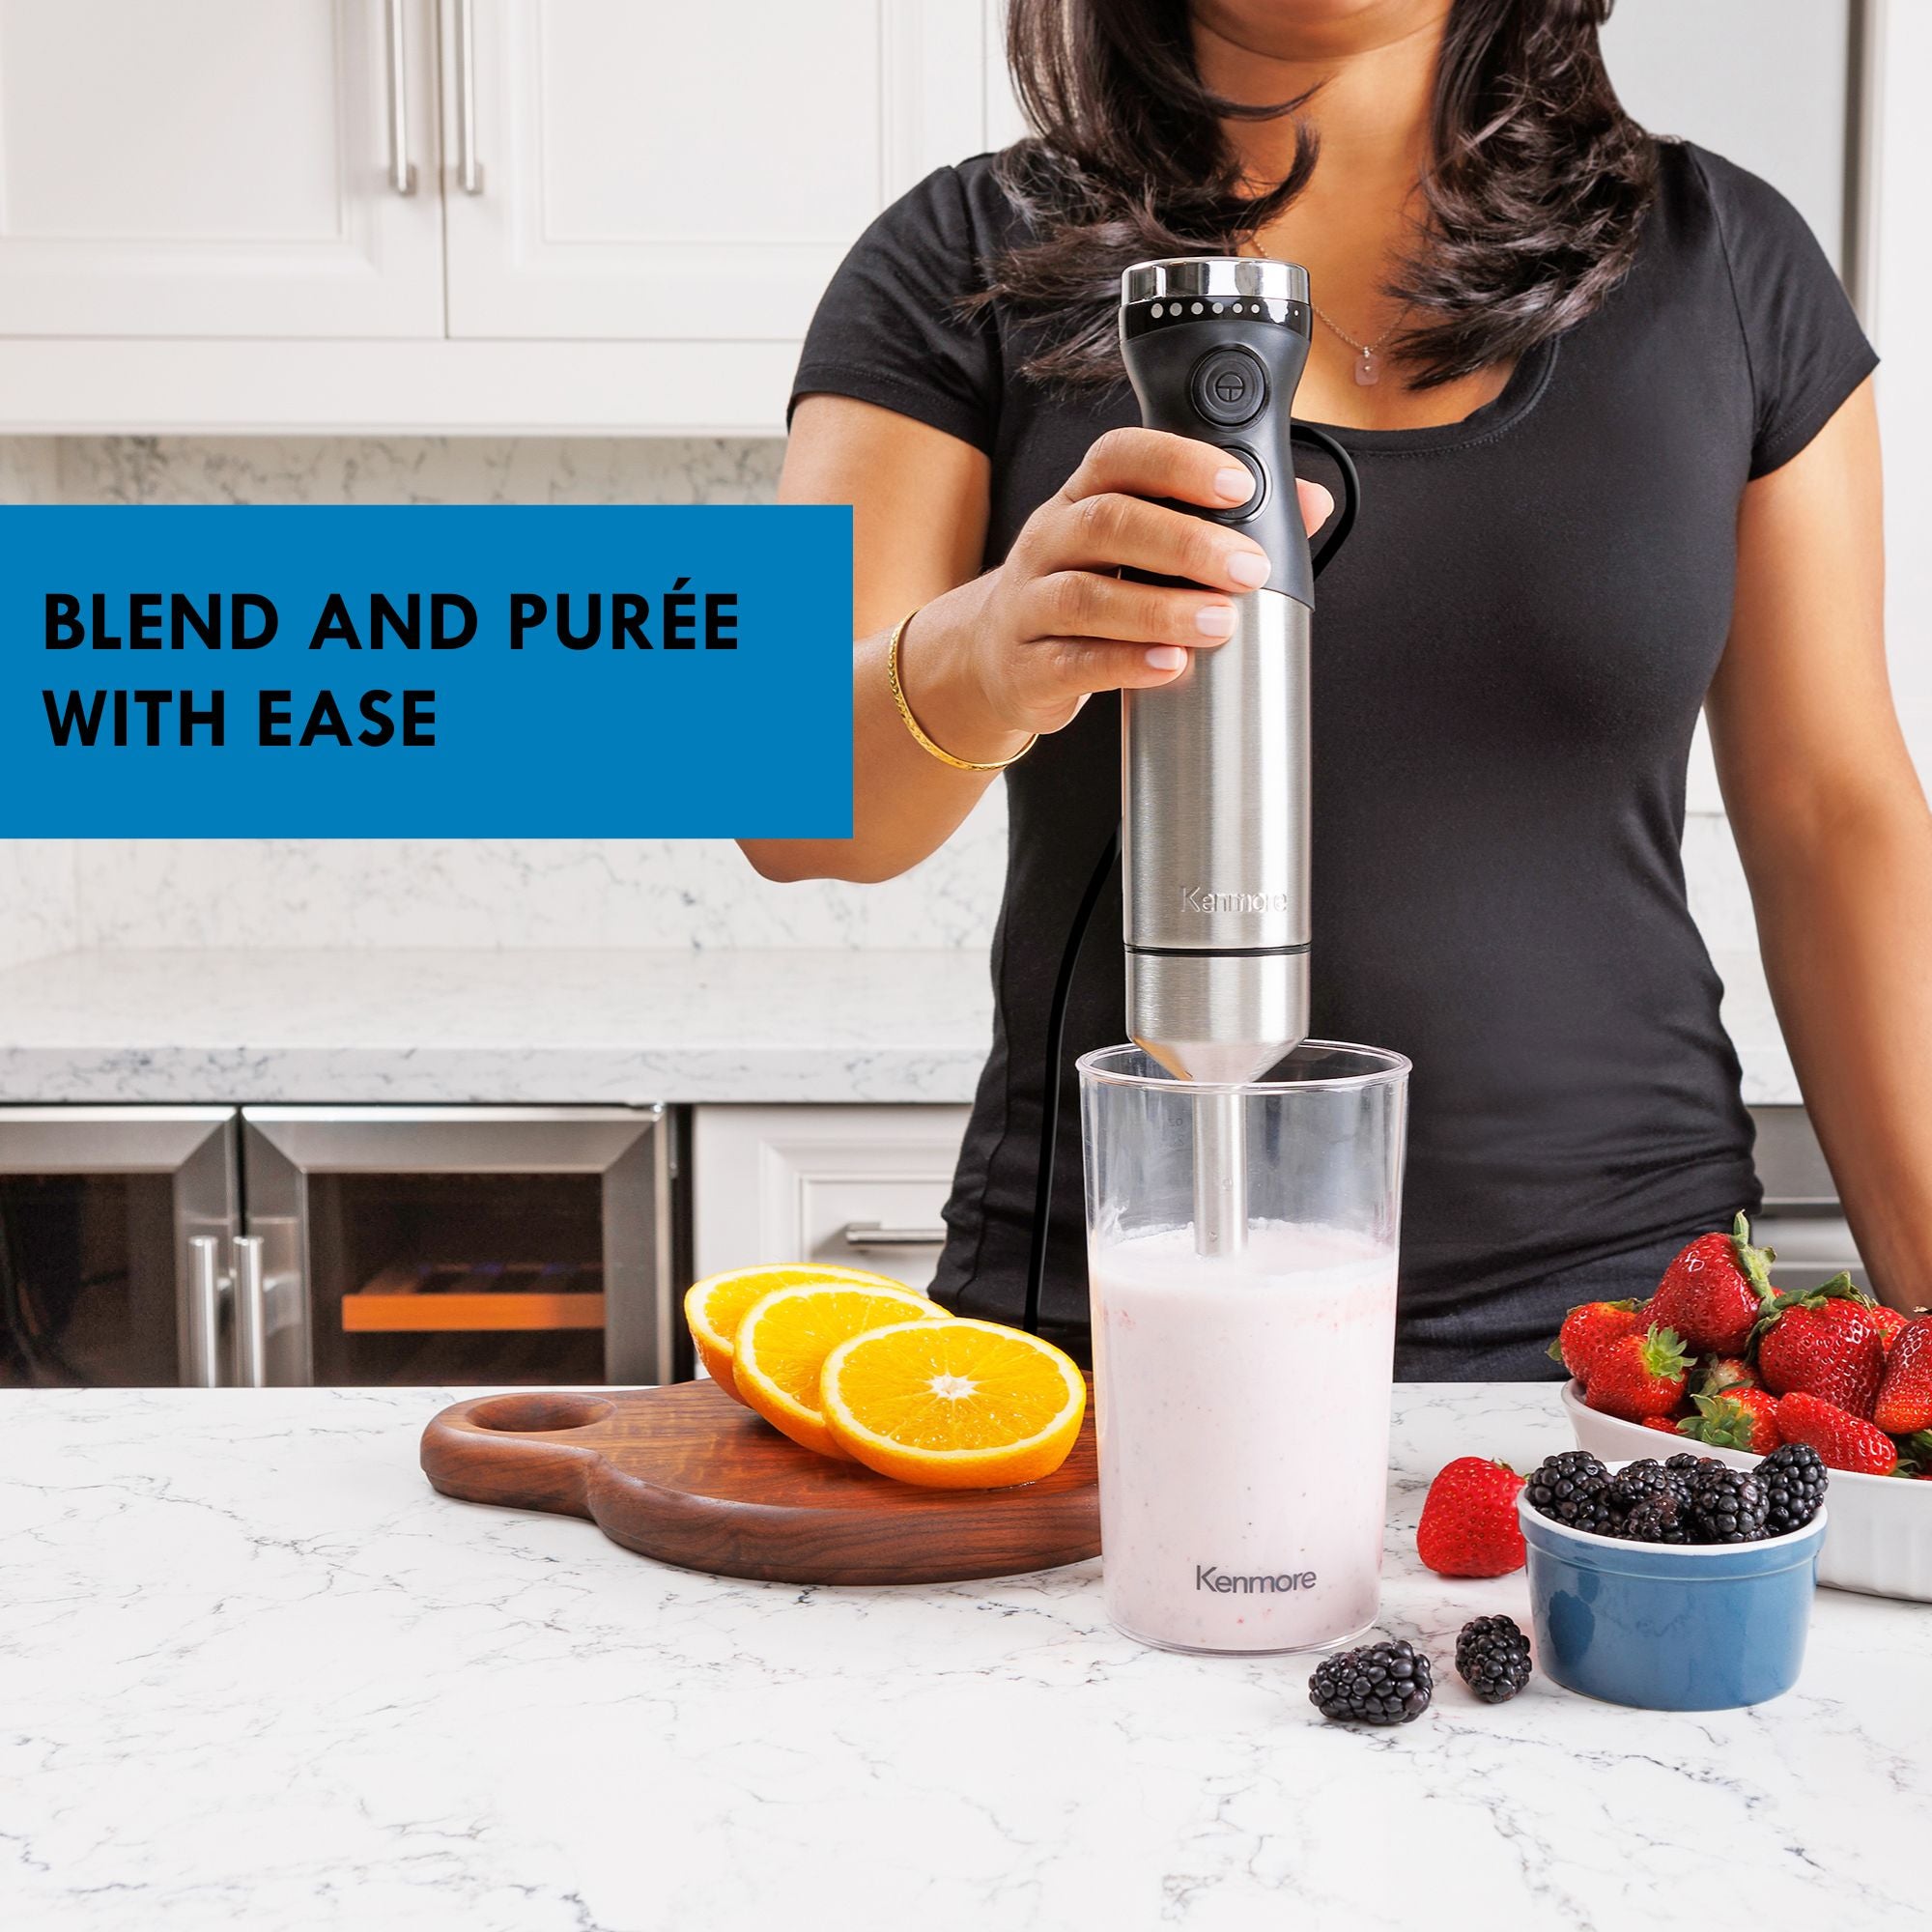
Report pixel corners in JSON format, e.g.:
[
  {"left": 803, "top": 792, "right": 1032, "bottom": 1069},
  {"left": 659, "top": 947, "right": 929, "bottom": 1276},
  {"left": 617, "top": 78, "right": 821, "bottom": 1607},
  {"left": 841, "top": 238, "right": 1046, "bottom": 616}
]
[{"left": 791, "top": 142, "right": 1877, "bottom": 1361}]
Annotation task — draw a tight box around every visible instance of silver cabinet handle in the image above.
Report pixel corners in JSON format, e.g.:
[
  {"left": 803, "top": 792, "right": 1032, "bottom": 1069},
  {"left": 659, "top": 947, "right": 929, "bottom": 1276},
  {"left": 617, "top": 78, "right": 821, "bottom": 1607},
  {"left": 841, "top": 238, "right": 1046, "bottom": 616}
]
[
  {"left": 384, "top": 0, "right": 417, "bottom": 195},
  {"left": 840, "top": 1221, "right": 949, "bottom": 1250},
  {"left": 233, "top": 1237, "right": 269, "bottom": 1388},
  {"left": 455, "top": 0, "right": 483, "bottom": 193},
  {"left": 186, "top": 1236, "right": 226, "bottom": 1387}
]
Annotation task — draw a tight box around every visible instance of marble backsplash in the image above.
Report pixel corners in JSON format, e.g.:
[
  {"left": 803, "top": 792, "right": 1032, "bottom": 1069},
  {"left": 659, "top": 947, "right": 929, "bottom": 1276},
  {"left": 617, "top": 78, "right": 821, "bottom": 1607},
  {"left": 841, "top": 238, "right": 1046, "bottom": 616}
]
[
  {"left": 0, "top": 435, "right": 1009, "bottom": 967},
  {"left": 0, "top": 434, "right": 1748, "bottom": 970}
]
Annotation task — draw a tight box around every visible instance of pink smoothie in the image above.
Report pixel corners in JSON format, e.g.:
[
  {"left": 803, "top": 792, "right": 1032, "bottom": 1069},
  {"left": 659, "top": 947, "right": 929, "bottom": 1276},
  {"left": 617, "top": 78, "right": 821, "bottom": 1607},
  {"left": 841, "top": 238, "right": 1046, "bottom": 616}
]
[{"left": 1089, "top": 1221, "right": 1399, "bottom": 1653}]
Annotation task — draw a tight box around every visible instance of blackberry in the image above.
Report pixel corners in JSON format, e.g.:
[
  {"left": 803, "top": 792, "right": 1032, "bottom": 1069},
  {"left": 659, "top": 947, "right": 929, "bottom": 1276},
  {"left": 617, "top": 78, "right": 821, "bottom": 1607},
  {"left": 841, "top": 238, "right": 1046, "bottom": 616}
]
[
  {"left": 1621, "top": 1492, "right": 1690, "bottom": 1544},
  {"left": 1758, "top": 1442, "right": 1829, "bottom": 1536},
  {"left": 1455, "top": 1615, "right": 1532, "bottom": 1704},
  {"left": 1524, "top": 1450, "right": 1615, "bottom": 1533},
  {"left": 1606, "top": 1458, "right": 1677, "bottom": 1516},
  {"left": 1309, "top": 1639, "right": 1434, "bottom": 1725},
  {"left": 1663, "top": 1452, "right": 1704, "bottom": 1474},
  {"left": 1684, "top": 1463, "right": 1769, "bottom": 1543}
]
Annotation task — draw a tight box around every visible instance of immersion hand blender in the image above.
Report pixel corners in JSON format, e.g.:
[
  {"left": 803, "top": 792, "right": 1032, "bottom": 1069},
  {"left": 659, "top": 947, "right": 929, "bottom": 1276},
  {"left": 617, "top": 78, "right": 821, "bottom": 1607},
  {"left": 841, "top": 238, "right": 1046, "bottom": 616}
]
[
  {"left": 1069, "top": 264, "right": 1401, "bottom": 1658},
  {"left": 1020, "top": 256, "right": 1359, "bottom": 1329},
  {"left": 1119, "top": 257, "right": 1359, "bottom": 1255}
]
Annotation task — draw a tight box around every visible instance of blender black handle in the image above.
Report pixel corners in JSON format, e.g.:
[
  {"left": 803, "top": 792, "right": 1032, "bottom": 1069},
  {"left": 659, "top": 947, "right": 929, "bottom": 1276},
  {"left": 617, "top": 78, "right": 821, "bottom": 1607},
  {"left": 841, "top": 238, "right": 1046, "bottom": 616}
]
[
  {"left": 1292, "top": 421, "right": 1361, "bottom": 580},
  {"left": 1122, "top": 301, "right": 1361, "bottom": 604}
]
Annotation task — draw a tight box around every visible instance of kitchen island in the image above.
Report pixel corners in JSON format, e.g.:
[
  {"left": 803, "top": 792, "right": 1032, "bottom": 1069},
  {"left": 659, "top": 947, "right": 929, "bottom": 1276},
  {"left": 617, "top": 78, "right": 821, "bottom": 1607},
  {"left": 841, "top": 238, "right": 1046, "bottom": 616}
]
[{"left": 2, "top": 1384, "right": 1919, "bottom": 1931}]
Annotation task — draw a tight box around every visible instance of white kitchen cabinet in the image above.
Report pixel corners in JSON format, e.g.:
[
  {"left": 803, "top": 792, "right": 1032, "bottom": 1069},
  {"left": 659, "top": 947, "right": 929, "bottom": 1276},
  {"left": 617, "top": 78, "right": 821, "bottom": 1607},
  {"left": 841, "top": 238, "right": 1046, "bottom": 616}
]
[
  {"left": 693, "top": 1104, "right": 971, "bottom": 1298},
  {"left": 0, "top": 0, "right": 443, "bottom": 339},
  {"left": 443, "top": 0, "right": 986, "bottom": 343},
  {"left": 0, "top": 0, "right": 1007, "bottom": 431}
]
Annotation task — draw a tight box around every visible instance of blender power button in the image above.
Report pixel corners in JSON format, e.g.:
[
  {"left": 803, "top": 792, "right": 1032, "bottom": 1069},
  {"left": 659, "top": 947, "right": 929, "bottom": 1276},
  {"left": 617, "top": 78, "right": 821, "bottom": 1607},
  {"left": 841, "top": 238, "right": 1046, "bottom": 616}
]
[
  {"left": 1189, "top": 348, "right": 1268, "bottom": 428},
  {"left": 1210, "top": 445, "right": 1268, "bottom": 524}
]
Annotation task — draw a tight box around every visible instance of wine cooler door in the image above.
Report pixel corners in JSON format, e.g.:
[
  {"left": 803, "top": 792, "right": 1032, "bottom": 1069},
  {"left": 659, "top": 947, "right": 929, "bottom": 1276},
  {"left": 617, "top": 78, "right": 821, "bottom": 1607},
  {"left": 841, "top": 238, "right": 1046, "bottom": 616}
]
[
  {"left": 0, "top": 1108, "right": 240, "bottom": 1388},
  {"left": 239, "top": 1107, "right": 672, "bottom": 1387}
]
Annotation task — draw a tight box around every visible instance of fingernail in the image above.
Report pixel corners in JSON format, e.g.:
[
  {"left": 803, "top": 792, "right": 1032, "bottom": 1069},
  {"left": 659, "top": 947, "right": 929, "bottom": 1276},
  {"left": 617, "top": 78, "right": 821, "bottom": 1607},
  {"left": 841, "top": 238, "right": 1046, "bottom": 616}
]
[
  {"left": 1146, "top": 646, "right": 1187, "bottom": 670},
  {"left": 1227, "top": 551, "right": 1270, "bottom": 588},
  {"left": 1215, "top": 467, "right": 1254, "bottom": 502},
  {"left": 1194, "top": 605, "right": 1236, "bottom": 638}
]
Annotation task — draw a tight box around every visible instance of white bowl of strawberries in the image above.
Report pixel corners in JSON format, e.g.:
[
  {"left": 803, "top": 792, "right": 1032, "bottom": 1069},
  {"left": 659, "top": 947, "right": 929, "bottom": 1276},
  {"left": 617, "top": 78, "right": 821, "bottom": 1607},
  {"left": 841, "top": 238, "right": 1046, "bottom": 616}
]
[{"left": 1554, "top": 1214, "right": 1932, "bottom": 1602}]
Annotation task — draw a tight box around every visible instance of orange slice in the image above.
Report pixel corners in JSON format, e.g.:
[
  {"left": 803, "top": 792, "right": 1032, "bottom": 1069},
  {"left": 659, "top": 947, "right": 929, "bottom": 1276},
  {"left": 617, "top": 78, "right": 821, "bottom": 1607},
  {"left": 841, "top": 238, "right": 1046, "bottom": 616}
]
[
  {"left": 732, "top": 1283, "right": 948, "bottom": 1457},
  {"left": 684, "top": 1264, "right": 910, "bottom": 1403},
  {"left": 820, "top": 1318, "right": 1086, "bottom": 1489}
]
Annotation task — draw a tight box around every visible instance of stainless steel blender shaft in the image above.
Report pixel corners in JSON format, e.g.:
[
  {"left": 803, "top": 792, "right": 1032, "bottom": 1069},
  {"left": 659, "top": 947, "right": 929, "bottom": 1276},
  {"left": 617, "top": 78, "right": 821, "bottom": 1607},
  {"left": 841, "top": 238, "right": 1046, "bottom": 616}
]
[{"left": 1122, "top": 585, "right": 1311, "bottom": 1090}]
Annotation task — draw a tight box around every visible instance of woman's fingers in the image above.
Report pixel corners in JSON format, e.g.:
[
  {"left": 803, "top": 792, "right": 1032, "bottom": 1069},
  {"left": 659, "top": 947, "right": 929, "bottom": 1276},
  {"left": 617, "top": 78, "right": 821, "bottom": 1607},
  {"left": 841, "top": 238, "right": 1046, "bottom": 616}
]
[
  {"left": 1062, "top": 426, "right": 1258, "bottom": 510},
  {"left": 1035, "top": 492, "right": 1270, "bottom": 591},
  {"left": 1023, "top": 571, "right": 1238, "bottom": 648},
  {"left": 1026, "top": 637, "right": 1207, "bottom": 700},
  {"left": 1034, "top": 440, "right": 1341, "bottom": 591},
  {"left": 1065, "top": 429, "right": 1338, "bottom": 536}
]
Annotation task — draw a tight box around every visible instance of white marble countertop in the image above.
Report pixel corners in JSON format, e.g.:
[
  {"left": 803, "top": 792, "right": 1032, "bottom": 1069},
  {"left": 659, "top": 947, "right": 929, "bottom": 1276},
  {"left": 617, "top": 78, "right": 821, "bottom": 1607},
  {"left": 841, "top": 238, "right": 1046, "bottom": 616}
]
[
  {"left": 0, "top": 948, "right": 994, "bottom": 1104},
  {"left": 0, "top": 943, "right": 1793, "bottom": 1106},
  {"left": 2, "top": 1382, "right": 1917, "bottom": 1931}
]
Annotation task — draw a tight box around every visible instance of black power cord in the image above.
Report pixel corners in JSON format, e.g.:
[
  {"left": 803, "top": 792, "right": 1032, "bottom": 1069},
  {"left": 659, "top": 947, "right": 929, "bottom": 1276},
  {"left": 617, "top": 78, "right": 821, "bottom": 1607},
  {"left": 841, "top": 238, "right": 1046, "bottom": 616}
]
[
  {"left": 1020, "top": 823, "right": 1121, "bottom": 1337},
  {"left": 1017, "top": 423, "right": 1360, "bottom": 1337}
]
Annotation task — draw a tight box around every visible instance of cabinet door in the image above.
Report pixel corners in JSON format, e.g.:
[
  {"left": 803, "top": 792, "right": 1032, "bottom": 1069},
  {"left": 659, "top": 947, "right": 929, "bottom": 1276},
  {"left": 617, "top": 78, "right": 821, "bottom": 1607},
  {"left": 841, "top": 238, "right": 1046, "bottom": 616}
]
[
  {"left": 0, "top": 0, "right": 443, "bottom": 337},
  {"left": 441, "top": 0, "right": 988, "bottom": 344},
  {"left": 693, "top": 1105, "right": 971, "bottom": 1302}
]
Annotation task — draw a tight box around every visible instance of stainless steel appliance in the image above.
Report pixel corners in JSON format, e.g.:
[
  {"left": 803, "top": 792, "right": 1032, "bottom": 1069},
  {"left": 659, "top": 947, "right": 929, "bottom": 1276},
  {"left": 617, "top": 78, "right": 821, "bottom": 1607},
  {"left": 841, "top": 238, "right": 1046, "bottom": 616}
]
[
  {"left": 0, "top": 1107, "right": 238, "bottom": 1386},
  {"left": 0, "top": 1103, "right": 675, "bottom": 1388},
  {"left": 1118, "top": 256, "right": 1325, "bottom": 1090},
  {"left": 1114, "top": 257, "right": 1362, "bottom": 1257},
  {"left": 1022, "top": 258, "right": 1363, "bottom": 1324},
  {"left": 240, "top": 1106, "right": 673, "bottom": 1386}
]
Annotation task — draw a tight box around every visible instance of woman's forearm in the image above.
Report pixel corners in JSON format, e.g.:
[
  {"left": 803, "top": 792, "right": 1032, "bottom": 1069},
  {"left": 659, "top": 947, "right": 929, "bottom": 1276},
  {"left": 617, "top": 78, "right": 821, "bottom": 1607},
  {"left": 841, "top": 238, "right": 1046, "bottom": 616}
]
[
  {"left": 742, "top": 580, "right": 1029, "bottom": 884},
  {"left": 1743, "top": 792, "right": 1932, "bottom": 1309}
]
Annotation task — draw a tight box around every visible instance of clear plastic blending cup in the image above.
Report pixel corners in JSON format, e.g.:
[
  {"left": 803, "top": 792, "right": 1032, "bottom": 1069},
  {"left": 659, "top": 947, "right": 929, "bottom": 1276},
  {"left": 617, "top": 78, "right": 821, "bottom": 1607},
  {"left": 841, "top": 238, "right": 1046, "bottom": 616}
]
[{"left": 1078, "top": 1041, "right": 1408, "bottom": 1655}]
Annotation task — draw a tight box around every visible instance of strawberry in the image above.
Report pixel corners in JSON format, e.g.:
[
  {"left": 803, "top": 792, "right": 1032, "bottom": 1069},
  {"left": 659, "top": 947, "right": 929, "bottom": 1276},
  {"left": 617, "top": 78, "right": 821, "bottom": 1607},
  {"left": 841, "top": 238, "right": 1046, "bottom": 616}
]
[
  {"left": 1754, "top": 1275, "right": 1888, "bottom": 1418},
  {"left": 1873, "top": 1318, "right": 1932, "bottom": 1435},
  {"left": 1676, "top": 1384, "right": 1781, "bottom": 1455},
  {"left": 1640, "top": 1415, "right": 1682, "bottom": 1435},
  {"left": 1548, "top": 1297, "right": 1645, "bottom": 1384},
  {"left": 1416, "top": 1457, "right": 1526, "bottom": 1577},
  {"left": 1873, "top": 1304, "right": 1909, "bottom": 1353},
  {"left": 1583, "top": 1324, "right": 1693, "bottom": 1422},
  {"left": 1697, "top": 1354, "right": 1759, "bottom": 1395},
  {"left": 1647, "top": 1213, "right": 1776, "bottom": 1355},
  {"left": 1774, "top": 1391, "right": 1897, "bottom": 1475}
]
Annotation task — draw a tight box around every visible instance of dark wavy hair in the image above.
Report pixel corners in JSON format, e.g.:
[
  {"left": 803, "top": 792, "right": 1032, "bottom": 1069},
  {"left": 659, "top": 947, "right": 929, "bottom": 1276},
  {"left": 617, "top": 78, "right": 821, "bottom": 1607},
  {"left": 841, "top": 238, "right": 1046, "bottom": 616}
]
[{"left": 978, "top": 0, "right": 1658, "bottom": 388}]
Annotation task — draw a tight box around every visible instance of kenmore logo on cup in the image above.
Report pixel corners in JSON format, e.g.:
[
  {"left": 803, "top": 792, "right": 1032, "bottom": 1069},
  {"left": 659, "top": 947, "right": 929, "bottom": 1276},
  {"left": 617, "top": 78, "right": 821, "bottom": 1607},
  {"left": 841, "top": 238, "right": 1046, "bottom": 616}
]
[
  {"left": 1181, "top": 886, "right": 1295, "bottom": 915},
  {"left": 1195, "top": 1565, "right": 1318, "bottom": 1593}
]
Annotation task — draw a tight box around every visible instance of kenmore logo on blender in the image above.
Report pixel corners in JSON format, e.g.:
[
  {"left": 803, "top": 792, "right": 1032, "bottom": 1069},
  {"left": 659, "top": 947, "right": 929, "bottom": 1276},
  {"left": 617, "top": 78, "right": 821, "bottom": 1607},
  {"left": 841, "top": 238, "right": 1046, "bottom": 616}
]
[
  {"left": 1181, "top": 886, "right": 1296, "bottom": 915},
  {"left": 1195, "top": 1565, "right": 1318, "bottom": 1593}
]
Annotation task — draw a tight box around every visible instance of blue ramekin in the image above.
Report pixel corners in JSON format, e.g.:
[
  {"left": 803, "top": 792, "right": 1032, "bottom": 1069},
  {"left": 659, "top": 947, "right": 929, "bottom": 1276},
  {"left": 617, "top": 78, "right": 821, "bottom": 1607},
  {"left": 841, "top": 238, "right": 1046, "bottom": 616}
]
[{"left": 1518, "top": 1485, "right": 1828, "bottom": 1711}]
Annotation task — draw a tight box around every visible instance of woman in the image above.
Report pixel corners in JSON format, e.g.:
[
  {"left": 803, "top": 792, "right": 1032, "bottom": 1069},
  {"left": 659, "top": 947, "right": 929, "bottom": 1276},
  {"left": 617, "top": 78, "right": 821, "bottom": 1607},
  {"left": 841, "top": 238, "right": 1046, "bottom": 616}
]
[{"left": 745, "top": 0, "right": 1932, "bottom": 1376}]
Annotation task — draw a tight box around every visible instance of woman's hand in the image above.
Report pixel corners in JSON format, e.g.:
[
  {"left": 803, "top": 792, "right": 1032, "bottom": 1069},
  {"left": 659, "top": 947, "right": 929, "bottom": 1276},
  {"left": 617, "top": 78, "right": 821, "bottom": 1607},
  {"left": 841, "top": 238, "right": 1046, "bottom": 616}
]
[
  {"left": 747, "top": 399, "right": 1336, "bottom": 885},
  {"left": 917, "top": 427, "right": 1336, "bottom": 740}
]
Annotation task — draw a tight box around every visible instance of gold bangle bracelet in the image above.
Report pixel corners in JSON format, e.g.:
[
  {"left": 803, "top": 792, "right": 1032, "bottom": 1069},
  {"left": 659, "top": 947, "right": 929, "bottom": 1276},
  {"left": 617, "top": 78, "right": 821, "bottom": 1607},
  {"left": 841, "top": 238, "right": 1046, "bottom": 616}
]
[{"left": 886, "top": 609, "right": 1037, "bottom": 774}]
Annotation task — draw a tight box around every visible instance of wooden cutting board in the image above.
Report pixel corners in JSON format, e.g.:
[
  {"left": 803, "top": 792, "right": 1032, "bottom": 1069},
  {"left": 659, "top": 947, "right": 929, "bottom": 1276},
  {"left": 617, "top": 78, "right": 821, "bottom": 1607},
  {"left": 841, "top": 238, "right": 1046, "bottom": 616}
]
[{"left": 420, "top": 1380, "right": 1100, "bottom": 1585}]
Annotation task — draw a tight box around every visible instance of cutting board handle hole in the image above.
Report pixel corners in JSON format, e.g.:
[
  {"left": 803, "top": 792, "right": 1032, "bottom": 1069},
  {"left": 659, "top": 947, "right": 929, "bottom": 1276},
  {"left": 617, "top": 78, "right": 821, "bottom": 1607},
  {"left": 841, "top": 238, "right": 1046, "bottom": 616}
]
[{"left": 468, "top": 1392, "right": 613, "bottom": 1434}]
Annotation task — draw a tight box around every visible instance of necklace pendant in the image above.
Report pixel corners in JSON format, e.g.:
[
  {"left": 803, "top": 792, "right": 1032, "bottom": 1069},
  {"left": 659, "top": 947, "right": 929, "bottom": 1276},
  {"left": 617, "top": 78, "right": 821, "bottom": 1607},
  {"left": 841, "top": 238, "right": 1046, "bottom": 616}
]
[{"left": 1355, "top": 347, "right": 1381, "bottom": 387}]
